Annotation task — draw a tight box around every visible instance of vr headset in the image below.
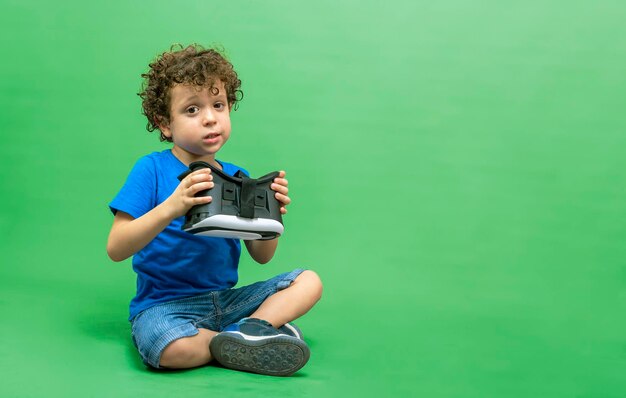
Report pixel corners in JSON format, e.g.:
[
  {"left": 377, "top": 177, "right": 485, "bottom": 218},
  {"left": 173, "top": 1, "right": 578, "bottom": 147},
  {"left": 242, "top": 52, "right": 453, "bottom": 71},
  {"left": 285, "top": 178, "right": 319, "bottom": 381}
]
[{"left": 177, "top": 161, "right": 284, "bottom": 240}]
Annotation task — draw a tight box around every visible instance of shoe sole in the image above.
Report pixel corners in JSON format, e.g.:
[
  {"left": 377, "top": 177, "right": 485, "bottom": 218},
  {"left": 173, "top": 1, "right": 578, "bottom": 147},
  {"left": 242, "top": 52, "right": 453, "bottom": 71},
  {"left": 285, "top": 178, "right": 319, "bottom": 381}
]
[{"left": 210, "top": 334, "right": 310, "bottom": 376}]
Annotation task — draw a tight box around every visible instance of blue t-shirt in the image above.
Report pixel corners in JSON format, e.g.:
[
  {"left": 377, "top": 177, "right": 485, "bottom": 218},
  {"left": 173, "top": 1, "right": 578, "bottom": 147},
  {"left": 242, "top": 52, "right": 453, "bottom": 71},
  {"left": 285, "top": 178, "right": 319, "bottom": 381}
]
[{"left": 109, "top": 149, "right": 249, "bottom": 320}]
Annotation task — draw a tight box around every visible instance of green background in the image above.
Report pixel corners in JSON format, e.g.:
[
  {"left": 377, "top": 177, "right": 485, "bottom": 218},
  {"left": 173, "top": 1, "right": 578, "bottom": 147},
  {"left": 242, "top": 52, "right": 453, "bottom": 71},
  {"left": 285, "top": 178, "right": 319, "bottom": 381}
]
[{"left": 1, "top": 1, "right": 625, "bottom": 397}]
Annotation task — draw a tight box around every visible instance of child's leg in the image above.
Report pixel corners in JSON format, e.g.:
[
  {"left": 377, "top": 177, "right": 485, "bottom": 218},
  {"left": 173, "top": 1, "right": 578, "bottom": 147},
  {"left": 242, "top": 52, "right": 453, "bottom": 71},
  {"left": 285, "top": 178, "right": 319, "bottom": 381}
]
[
  {"left": 131, "top": 292, "right": 224, "bottom": 370},
  {"left": 159, "top": 328, "right": 218, "bottom": 369},
  {"left": 208, "top": 270, "right": 322, "bottom": 376},
  {"left": 249, "top": 270, "right": 323, "bottom": 328},
  {"left": 159, "top": 269, "right": 322, "bottom": 369}
]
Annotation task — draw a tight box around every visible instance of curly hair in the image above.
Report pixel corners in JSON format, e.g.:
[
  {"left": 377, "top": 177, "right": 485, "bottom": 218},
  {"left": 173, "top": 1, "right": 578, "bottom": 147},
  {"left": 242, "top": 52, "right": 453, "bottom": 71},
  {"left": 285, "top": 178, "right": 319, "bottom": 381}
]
[{"left": 138, "top": 44, "right": 243, "bottom": 142}]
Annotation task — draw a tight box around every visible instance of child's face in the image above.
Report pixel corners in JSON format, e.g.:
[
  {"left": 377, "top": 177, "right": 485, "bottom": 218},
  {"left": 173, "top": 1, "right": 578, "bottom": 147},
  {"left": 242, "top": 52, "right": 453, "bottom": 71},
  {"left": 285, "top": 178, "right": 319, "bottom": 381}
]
[{"left": 160, "top": 81, "right": 232, "bottom": 163}]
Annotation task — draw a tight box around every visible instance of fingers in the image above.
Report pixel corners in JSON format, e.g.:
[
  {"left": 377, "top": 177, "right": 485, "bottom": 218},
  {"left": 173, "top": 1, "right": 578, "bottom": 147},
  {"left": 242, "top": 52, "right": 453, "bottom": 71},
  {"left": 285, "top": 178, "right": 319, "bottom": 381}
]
[
  {"left": 190, "top": 168, "right": 212, "bottom": 176},
  {"left": 184, "top": 189, "right": 212, "bottom": 206},
  {"left": 273, "top": 172, "right": 290, "bottom": 212},
  {"left": 185, "top": 169, "right": 213, "bottom": 194},
  {"left": 272, "top": 177, "right": 288, "bottom": 187},
  {"left": 274, "top": 170, "right": 287, "bottom": 186},
  {"left": 181, "top": 169, "right": 214, "bottom": 204},
  {"left": 271, "top": 182, "right": 288, "bottom": 195},
  {"left": 272, "top": 172, "right": 288, "bottom": 196},
  {"left": 187, "top": 181, "right": 214, "bottom": 197},
  {"left": 192, "top": 195, "right": 212, "bottom": 205},
  {"left": 185, "top": 169, "right": 212, "bottom": 188},
  {"left": 275, "top": 192, "right": 291, "bottom": 206}
]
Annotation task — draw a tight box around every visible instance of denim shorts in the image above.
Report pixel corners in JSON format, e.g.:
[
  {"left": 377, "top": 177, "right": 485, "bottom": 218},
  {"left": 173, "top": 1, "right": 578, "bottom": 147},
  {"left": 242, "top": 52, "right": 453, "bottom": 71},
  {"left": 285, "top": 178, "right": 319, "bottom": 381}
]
[{"left": 130, "top": 268, "right": 305, "bottom": 368}]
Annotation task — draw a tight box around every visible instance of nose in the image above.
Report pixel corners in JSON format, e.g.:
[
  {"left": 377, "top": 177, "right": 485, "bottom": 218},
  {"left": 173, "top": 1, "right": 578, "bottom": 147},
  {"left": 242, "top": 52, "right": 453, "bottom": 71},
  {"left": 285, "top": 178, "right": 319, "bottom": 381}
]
[{"left": 202, "top": 109, "right": 217, "bottom": 125}]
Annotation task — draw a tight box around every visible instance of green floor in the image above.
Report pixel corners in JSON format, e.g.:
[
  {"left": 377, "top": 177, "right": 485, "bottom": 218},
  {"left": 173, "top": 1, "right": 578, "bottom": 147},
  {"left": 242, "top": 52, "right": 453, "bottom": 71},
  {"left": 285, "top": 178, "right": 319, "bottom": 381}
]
[{"left": 1, "top": 1, "right": 625, "bottom": 397}]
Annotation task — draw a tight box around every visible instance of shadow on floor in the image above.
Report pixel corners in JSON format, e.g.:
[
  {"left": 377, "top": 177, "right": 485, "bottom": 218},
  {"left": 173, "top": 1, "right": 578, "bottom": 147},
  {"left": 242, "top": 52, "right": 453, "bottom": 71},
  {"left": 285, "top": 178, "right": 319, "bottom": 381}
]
[{"left": 75, "top": 303, "right": 146, "bottom": 370}]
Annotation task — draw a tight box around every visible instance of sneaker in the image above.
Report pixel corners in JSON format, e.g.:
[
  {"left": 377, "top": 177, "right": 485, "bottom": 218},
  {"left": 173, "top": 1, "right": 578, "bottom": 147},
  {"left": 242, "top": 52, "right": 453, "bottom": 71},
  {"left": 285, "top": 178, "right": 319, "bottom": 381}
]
[
  {"left": 210, "top": 318, "right": 310, "bottom": 376},
  {"left": 278, "top": 322, "right": 304, "bottom": 340}
]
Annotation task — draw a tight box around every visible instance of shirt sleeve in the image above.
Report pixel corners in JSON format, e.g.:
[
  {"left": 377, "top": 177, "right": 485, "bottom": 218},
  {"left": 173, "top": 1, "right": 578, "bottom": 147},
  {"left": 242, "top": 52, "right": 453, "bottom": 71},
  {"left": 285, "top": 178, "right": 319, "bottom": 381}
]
[{"left": 109, "top": 156, "right": 157, "bottom": 219}]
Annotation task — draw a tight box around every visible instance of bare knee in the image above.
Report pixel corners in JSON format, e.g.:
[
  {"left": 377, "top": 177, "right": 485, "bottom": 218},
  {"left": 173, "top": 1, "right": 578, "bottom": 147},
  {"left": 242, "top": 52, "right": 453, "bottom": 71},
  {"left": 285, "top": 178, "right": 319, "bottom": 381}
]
[
  {"left": 160, "top": 338, "right": 199, "bottom": 368},
  {"left": 294, "top": 270, "right": 323, "bottom": 303},
  {"left": 159, "top": 330, "right": 215, "bottom": 369}
]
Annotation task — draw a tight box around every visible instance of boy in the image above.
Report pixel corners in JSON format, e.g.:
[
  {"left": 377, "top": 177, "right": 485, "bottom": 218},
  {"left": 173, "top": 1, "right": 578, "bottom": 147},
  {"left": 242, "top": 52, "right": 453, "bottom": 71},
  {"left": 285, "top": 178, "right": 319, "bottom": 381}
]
[{"left": 106, "top": 44, "right": 322, "bottom": 376}]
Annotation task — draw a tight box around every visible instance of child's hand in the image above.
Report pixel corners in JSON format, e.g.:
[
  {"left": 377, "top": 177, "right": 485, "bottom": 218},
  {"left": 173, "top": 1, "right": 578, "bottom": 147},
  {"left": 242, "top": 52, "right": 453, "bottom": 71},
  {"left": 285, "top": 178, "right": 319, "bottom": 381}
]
[
  {"left": 271, "top": 171, "right": 291, "bottom": 215},
  {"left": 164, "top": 169, "right": 214, "bottom": 219}
]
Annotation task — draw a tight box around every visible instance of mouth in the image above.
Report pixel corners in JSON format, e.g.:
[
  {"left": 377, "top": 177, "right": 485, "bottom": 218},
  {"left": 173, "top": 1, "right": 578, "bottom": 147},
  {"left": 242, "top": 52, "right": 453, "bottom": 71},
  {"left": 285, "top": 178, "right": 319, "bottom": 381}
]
[{"left": 203, "top": 132, "right": 220, "bottom": 139}]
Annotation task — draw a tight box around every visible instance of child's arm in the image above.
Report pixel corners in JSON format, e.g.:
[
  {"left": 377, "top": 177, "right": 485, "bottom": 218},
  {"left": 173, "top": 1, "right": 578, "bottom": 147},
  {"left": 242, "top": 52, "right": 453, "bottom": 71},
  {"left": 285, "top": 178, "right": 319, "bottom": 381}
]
[
  {"left": 106, "top": 169, "right": 214, "bottom": 262},
  {"left": 245, "top": 171, "right": 290, "bottom": 264}
]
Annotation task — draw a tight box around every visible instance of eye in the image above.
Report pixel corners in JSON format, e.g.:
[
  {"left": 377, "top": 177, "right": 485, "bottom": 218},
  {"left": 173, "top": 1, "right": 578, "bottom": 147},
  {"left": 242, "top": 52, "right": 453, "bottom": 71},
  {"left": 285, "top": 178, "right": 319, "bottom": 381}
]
[
  {"left": 214, "top": 102, "right": 225, "bottom": 110},
  {"left": 186, "top": 106, "right": 199, "bottom": 114}
]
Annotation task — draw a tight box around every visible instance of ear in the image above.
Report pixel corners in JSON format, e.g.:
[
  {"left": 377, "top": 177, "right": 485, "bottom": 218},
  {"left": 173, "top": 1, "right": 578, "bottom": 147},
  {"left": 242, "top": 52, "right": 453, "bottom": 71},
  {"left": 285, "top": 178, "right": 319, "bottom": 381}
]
[
  {"left": 157, "top": 117, "right": 172, "bottom": 139},
  {"left": 159, "top": 125, "right": 172, "bottom": 139}
]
